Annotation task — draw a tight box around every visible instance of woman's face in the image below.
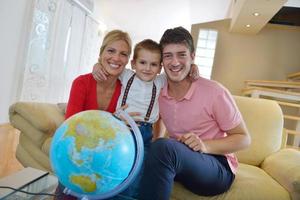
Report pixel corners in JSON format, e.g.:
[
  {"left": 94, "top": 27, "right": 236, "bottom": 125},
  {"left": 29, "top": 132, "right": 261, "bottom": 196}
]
[{"left": 100, "top": 40, "right": 130, "bottom": 77}]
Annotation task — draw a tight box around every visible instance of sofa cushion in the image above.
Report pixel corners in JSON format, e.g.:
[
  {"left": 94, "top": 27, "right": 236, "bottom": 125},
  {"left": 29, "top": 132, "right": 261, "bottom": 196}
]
[
  {"left": 57, "top": 103, "right": 67, "bottom": 115},
  {"left": 42, "top": 137, "right": 52, "bottom": 157},
  {"left": 171, "top": 163, "right": 290, "bottom": 200},
  {"left": 262, "top": 148, "right": 300, "bottom": 200},
  {"left": 10, "top": 114, "right": 48, "bottom": 147},
  {"left": 234, "top": 96, "right": 283, "bottom": 166},
  {"left": 18, "top": 134, "right": 51, "bottom": 171},
  {"left": 16, "top": 144, "right": 50, "bottom": 172}
]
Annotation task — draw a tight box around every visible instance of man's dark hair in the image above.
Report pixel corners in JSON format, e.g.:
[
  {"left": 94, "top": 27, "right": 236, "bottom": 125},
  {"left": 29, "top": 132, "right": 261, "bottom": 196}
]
[{"left": 159, "top": 26, "right": 195, "bottom": 53}]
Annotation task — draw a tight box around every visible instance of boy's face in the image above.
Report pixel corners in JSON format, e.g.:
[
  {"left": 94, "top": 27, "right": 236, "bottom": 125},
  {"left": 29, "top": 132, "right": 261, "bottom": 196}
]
[
  {"left": 131, "top": 49, "right": 162, "bottom": 82},
  {"left": 162, "top": 43, "right": 194, "bottom": 83}
]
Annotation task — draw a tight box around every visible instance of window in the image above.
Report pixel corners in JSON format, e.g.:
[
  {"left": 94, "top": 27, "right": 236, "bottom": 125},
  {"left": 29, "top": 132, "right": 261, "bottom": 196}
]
[
  {"left": 194, "top": 29, "right": 218, "bottom": 79},
  {"left": 20, "top": 0, "right": 103, "bottom": 103}
]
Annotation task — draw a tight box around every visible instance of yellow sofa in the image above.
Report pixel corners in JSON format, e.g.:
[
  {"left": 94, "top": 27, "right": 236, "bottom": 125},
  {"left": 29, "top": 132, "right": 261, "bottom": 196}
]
[{"left": 9, "top": 96, "right": 300, "bottom": 200}]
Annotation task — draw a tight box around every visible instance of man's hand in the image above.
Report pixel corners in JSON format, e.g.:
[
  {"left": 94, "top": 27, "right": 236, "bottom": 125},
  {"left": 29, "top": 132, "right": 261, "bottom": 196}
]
[
  {"left": 177, "top": 132, "right": 208, "bottom": 153},
  {"left": 189, "top": 64, "right": 200, "bottom": 81},
  {"left": 92, "top": 62, "right": 109, "bottom": 82}
]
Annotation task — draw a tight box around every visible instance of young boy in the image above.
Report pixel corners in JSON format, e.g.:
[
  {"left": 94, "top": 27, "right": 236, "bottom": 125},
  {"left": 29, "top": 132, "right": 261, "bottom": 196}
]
[
  {"left": 95, "top": 39, "right": 165, "bottom": 144},
  {"left": 94, "top": 39, "right": 165, "bottom": 199}
]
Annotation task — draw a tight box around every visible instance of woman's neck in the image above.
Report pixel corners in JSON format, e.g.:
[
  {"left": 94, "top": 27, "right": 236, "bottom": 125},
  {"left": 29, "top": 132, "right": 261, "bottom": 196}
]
[{"left": 97, "top": 76, "right": 118, "bottom": 89}]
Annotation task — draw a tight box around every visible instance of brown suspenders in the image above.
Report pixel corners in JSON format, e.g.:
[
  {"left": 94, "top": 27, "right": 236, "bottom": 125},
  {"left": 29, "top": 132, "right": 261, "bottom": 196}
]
[{"left": 121, "top": 73, "right": 157, "bottom": 122}]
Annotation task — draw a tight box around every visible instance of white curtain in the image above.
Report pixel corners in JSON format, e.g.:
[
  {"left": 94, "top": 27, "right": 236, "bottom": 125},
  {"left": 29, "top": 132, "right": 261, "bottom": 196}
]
[{"left": 20, "top": 0, "right": 102, "bottom": 103}]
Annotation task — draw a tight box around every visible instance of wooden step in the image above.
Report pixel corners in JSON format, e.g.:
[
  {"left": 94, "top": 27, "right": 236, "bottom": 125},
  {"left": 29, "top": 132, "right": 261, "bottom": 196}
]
[
  {"left": 285, "top": 145, "right": 300, "bottom": 150},
  {"left": 285, "top": 129, "right": 300, "bottom": 136},
  {"left": 242, "top": 87, "right": 300, "bottom": 101},
  {"left": 287, "top": 71, "right": 300, "bottom": 80},
  {"left": 284, "top": 115, "right": 300, "bottom": 121},
  {"left": 276, "top": 101, "right": 300, "bottom": 108},
  {"left": 245, "top": 80, "right": 300, "bottom": 89}
]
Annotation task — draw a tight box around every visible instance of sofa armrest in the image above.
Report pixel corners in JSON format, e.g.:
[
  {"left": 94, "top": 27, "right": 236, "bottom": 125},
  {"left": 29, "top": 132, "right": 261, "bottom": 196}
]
[
  {"left": 9, "top": 102, "right": 65, "bottom": 135},
  {"left": 261, "top": 148, "right": 300, "bottom": 200}
]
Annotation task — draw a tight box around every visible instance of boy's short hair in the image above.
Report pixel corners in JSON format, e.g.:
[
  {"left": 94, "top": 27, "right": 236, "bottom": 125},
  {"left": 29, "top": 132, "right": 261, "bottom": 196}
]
[
  {"left": 159, "top": 26, "right": 194, "bottom": 53},
  {"left": 100, "top": 30, "right": 132, "bottom": 57},
  {"left": 133, "top": 39, "right": 161, "bottom": 61}
]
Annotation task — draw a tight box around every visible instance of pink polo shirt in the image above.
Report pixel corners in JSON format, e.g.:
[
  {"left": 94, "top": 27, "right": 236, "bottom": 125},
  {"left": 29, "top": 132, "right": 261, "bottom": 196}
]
[{"left": 158, "top": 77, "right": 242, "bottom": 174}]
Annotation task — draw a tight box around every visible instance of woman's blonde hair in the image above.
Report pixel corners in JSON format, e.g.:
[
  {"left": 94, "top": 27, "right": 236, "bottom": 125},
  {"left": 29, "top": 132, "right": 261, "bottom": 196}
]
[{"left": 99, "top": 30, "right": 132, "bottom": 57}]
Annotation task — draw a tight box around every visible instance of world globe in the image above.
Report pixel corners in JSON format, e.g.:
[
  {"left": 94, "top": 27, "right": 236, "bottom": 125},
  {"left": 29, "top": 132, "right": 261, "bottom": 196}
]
[{"left": 50, "top": 110, "right": 144, "bottom": 200}]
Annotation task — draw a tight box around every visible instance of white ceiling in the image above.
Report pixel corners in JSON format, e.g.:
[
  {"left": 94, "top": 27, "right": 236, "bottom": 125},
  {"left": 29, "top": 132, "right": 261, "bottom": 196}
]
[
  {"left": 229, "top": 0, "right": 288, "bottom": 34},
  {"left": 94, "top": 0, "right": 232, "bottom": 42},
  {"left": 285, "top": 0, "right": 300, "bottom": 7},
  {"left": 93, "top": 0, "right": 300, "bottom": 43}
]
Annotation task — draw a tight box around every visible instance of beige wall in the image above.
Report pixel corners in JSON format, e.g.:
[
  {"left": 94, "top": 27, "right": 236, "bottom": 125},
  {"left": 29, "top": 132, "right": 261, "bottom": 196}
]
[{"left": 191, "top": 19, "right": 300, "bottom": 95}]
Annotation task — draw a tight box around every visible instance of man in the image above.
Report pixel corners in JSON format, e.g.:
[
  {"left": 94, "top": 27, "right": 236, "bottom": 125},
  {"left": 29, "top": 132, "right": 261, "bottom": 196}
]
[{"left": 138, "top": 27, "right": 251, "bottom": 200}]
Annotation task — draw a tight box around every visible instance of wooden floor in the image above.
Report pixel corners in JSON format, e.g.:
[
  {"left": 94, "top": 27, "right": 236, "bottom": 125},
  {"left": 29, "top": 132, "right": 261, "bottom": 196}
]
[{"left": 0, "top": 123, "right": 24, "bottom": 178}]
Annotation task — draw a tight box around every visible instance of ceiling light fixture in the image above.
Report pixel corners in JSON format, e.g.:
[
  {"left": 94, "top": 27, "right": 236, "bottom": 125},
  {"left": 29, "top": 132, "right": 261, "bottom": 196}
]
[
  {"left": 253, "top": 12, "right": 260, "bottom": 16},
  {"left": 246, "top": 24, "right": 251, "bottom": 28}
]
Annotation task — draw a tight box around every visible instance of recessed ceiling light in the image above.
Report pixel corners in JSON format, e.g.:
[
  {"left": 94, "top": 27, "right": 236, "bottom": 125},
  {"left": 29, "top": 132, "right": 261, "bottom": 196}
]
[
  {"left": 253, "top": 12, "right": 260, "bottom": 16},
  {"left": 246, "top": 24, "right": 251, "bottom": 28}
]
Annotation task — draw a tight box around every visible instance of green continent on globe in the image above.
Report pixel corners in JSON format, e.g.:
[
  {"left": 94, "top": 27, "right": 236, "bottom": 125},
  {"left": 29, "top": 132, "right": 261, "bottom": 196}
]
[
  {"left": 65, "top": 112, "right": 120, "bottom": 152},
  {"left": 75, "top": 159, "right": 84, "bottom": 165},
  {"left": 70, "top": 175, "right": 98, "bottom": 192}
]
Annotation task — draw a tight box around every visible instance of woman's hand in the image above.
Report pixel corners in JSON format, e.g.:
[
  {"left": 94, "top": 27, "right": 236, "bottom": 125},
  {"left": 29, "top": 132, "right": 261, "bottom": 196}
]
[
  {"left": 92, "top": 62, "right": 109, "bottom": 81},
  {"left": 177, "top": 132, "right": 208, "bottom": 153}
]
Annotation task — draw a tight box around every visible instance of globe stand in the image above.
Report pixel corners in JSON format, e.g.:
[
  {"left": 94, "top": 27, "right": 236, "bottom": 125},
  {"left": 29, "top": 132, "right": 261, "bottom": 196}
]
[{"left": 60, "top": 110, "right": 144, "bottom": 200}]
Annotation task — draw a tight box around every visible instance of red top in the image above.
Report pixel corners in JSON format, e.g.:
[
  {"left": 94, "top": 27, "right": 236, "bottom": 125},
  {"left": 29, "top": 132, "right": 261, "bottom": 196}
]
[{"left": 65, "top": 73, "right": 121, "bottom": 119}]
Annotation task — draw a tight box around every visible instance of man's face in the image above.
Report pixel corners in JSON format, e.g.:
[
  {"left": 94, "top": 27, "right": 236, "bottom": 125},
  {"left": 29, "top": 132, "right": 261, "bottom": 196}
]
[{"left": 162, "top": 43, "right": 194, "bottom": 83}]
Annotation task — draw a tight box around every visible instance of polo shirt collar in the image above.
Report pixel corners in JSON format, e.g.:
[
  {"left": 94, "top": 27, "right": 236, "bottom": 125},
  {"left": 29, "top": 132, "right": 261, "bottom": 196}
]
[{"left": 161, "top": 81, "right": 196, "bottom": 101}]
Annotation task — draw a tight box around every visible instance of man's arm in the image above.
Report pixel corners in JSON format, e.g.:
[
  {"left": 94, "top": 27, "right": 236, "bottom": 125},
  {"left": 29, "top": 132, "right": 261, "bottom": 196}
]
[
  {"left": 178, "top": 121, "right": 251, "bottom": 154},
  {"left": 152, "top": 117, "right": 166, "bottom": 140},
  {"left": 203, "top": 121, "right": 250, "bottom": 154}
]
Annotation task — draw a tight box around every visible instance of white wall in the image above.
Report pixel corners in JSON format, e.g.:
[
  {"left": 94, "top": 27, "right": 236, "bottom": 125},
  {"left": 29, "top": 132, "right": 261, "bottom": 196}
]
[{"left": 0, "top": 0, "right": 31, "bottom": 123}]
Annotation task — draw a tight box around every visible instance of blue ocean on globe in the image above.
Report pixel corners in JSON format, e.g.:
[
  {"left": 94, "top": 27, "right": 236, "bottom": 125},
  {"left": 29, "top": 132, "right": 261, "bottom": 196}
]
[{"left": 50, "top": 110, "right": 141, "bottom": 199}]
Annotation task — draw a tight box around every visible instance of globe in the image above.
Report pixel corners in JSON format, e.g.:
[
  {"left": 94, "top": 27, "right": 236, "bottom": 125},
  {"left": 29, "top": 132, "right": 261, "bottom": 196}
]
[{"left": 50, "top": 110, "right": 144, "bottom": 200}]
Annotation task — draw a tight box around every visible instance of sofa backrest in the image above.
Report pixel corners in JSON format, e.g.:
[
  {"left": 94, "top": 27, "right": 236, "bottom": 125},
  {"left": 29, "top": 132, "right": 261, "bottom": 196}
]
[
  {"left": 9, "top": 102, "right": 65, "bottom": 137},
  {"left": 234, "top": 96, "right": 284, "bottom": 166}
]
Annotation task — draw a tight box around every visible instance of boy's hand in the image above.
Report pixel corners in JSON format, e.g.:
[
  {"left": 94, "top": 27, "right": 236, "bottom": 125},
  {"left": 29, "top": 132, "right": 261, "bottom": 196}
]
[
  {"left": 92, "top": 62, "right": 109, "bottom": 81},
  {"left": 114, "top": 104, "right": 141, "bottom": 126},
  {"left": 189, "top": 64, "right": 200, "bottom": 81}
]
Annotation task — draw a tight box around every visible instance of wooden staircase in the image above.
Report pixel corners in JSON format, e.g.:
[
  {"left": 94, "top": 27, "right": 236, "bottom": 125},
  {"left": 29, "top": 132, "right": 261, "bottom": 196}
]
[
  {"left": 287, "top": 71, "right": 300, "bottom": 81},
  {"left": 242, "top": 71, "right": 300, "bottom": 149}
]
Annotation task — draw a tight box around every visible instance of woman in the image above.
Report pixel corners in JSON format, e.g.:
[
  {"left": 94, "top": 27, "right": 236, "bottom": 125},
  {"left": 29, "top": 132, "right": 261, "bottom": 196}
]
[
  {"left": 55, "top": 30, "right": 132, "bottom": 200},
  {"left": 65, "top": 29, "right": 131, "bottom": 119}
]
